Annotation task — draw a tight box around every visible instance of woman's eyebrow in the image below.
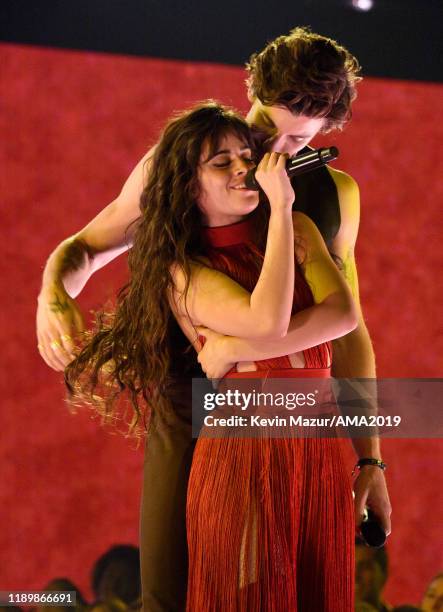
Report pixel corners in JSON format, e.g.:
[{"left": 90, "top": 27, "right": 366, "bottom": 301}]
[{"left": 205, "top": 146, "right": 251, "bottom": 161}]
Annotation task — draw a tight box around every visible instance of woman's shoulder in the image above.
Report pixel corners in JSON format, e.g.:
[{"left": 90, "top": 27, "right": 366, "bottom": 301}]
[{"left": 169, "top": 256, "right": 215, "bottom": 290}]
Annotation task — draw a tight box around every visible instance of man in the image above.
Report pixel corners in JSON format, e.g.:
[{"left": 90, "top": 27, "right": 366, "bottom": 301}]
[{"left": 37, "top": 27, "right": 391, "bottom": 610}]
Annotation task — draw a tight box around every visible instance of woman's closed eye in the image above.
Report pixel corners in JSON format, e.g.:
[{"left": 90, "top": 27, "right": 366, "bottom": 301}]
[{"left": 212, "top": 157, "right": 255, "bottom": 168}]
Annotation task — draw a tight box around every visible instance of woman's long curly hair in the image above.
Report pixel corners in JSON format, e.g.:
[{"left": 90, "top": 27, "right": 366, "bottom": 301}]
[{"left": 65, "top": 101, "right": 266, "bottom": 438}]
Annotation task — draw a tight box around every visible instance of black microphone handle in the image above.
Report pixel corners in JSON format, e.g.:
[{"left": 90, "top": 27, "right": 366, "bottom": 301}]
[
  {"left": 244, "top": 146, "right": 339, "bottom": 191},
  {"left": 360, "top": 508, "right": 387, "bottom": 548}
]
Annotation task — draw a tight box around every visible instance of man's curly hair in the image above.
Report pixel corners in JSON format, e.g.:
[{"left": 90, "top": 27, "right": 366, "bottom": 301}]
[{"left": 246, "top": 27, "right": 362, "bottom": 132}]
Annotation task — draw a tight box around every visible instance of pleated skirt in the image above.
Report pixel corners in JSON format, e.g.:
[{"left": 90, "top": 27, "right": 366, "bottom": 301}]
[{"left": 186, "top": 371, "right": 355, "bottom": 612}]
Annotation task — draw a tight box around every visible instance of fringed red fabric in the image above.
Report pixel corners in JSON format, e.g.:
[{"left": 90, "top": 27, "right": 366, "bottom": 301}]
[
  {"left": 186, "top": 435, "right": 354, "bottom": 611},
  {"left": 186, "top": 224, "right": 354, "bottom": 611}
]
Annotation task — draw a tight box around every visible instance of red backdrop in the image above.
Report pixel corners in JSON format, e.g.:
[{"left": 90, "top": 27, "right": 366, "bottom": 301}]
[{"left": 1, "top": 43, "right": 442, "bottom": 606}]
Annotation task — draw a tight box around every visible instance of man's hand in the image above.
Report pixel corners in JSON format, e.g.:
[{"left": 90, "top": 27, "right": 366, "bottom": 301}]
[
  {"left": 37, "top": 284, "right": 84, "bottom": 371},
  {"left": 354, "top": 465, "right": 392, "bottom": 536},
  {"left": 195, "top": 326, "right": 236, "bottom": 380}
]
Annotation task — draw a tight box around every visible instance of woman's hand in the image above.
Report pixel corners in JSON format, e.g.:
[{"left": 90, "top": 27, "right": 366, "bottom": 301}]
[
  {"left": 195, "top": 326, "right": 236, "bottom": 380},
  {"left": 255, "top": 151, "right": 295, "bottom": 211}
]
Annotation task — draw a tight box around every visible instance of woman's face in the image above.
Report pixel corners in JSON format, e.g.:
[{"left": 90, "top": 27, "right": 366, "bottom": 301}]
[{"left": 196, "top": 132, "right": 259, "bottom": 227}]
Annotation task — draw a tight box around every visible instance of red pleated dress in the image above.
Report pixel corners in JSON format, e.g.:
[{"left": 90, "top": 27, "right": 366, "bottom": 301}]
[{"left": 186, "top": 216, "right": 355, "bottom": 611}]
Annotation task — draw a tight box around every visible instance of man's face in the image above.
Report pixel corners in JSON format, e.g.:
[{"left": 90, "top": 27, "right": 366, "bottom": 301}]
[{"left": 246, "top": 99, "right": 325, "bottom": 157}]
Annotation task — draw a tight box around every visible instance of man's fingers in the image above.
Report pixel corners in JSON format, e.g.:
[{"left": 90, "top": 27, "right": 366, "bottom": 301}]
[
  {"left": 354, "top": 491, "right": 369, "bottom": 527},
  {"left": 49, "top": 342, "right": 72, "bottom": 370},
  {"left": 53, "top": 311, "right": 84, "bottom": 357},
  {"left": 53, "top": 320, "right": 76, "bottom": 356},
  {"left": 37, "top": 294, "right": 85, "bottom": 370},
  {"left": 369, "top": 504, "right": 392, "bottom": 536},
  {"left": 38, "top": 332, "right": 66, "bottom": 370},
  {"left": 38, "top": 340, "right": 66, "bottom": 371},
  {"left": 37, "top": 341, "right": 60, "bottom": 371},
  {"left": 61, "top": 335, "right": 77, "bottom": 359},
  {"left": 58, "top": 329, "right": 77, "bottom": 359},
  {"left": 73, "top": 309, "right": 85, "bottom": 334},
  {"left": 42, "top": 333, "right": 73, "bottom": 370},
  {"left": 355, "top": 495, "right": 392, "bottom": 535},
  {"left": 380, "top": 514, "right": 392, "bottom": 537}
]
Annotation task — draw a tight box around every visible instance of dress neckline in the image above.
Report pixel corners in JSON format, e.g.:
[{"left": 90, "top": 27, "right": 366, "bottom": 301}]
[{"left": 202, "top": 215, "right": 255, "bottom": 248}]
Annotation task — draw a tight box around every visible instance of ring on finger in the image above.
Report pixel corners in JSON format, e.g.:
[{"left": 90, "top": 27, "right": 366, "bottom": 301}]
[
  {"left": 60, "top": 334, "right": 72, "bottom": 342},
  {"left": 50, "top": 340, "right": 61, "bottom": 350}
]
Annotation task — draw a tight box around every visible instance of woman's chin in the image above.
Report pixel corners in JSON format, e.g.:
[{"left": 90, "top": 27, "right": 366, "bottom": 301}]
[{"left": 240, "top": 197, "right": 260, "bottom": 212}]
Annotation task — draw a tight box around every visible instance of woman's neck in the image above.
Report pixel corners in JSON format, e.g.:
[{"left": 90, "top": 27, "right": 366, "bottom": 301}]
[{"left": 202, "top": 213, "right": 248, "bottom": 228}]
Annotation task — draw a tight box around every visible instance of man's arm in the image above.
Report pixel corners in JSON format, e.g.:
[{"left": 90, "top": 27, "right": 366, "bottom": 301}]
[
  {"left": 329, "top": 168, "right": 375, "bottom": 378},
  {"left": 328, "top": 167, "right": 391, "bottom": 534},
  {"left": 36, "top": 148, "right": 154, "bottom": 371}
]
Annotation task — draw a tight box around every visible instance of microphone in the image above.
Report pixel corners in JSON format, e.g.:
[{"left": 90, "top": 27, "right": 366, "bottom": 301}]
[
  {"left": 245, "top": 146, "right": 339, "bottom": 191},
  {"left": 359, "top": 508, "right": 387, "bottom": 548}
]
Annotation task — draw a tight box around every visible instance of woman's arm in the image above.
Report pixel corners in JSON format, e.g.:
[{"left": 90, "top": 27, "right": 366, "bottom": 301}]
[
  {"left": 226, "top": 292, "right": 357, "bottom": 363},
  {"left": 169, "top": 153, "right": 295, "bottom": 340},
  {"left": 196, "top": 212, "right": 358, "bottom": 376}
]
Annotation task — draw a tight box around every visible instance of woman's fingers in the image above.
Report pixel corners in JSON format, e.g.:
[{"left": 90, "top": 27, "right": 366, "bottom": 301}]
[
  {"left": 255, "top": 151, "right": 294, "bottom": 209},
  {"left": 276, "top": 151, "right": 289, "bottom": 169}
]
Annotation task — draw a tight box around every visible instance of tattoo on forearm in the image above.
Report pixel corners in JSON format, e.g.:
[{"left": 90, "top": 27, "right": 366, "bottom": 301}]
[
  {"left": 60, "top": 239, "right": 94, "bottom": 276},
  {"left": 49, "top": 292, "right": 70, "bottom": 314},
  {"left": 330, "top": 252, "right": 344, "bottom": 272},
  {"left": 330, "top": 249, "right": 357, "bottom": 298}
]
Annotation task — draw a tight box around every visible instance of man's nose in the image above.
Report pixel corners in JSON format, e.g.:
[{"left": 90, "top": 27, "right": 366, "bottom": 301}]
[
  {"left": 270, "top": 137, "right": 293, "bottom": 155},
  {"left": 269, "top": 135, "right": 285, "bottom": 151}
]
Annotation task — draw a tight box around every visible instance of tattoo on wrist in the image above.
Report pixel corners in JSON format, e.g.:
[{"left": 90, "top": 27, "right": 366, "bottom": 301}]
[{"left": 49, "top": 293, "right": 69, "bottom": 314}]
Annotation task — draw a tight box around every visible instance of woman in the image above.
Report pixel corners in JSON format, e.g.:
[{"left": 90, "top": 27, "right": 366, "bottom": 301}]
[{"left": 66, "top": 101, "right": 357, "bottom": 611}]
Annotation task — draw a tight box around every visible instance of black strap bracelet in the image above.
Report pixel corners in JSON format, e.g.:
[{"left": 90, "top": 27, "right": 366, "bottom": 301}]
[{"left": 352, "top": 458, "right": 387, "bottom": 476}]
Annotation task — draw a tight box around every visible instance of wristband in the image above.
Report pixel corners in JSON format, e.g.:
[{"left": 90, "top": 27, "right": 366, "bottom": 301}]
[{"left": 352, "top": 458, "right": 386, "bottom": 476}]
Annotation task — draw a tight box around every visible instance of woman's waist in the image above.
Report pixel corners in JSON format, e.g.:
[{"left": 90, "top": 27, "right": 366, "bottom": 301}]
[{"left": 225, "top": 367, "right": 331, "bottom": 379}]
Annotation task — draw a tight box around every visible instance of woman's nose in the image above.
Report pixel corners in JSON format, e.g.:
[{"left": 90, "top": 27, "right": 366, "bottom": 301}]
[{"left": 233, "top": 158, "right": 250, "bottom": 174}]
